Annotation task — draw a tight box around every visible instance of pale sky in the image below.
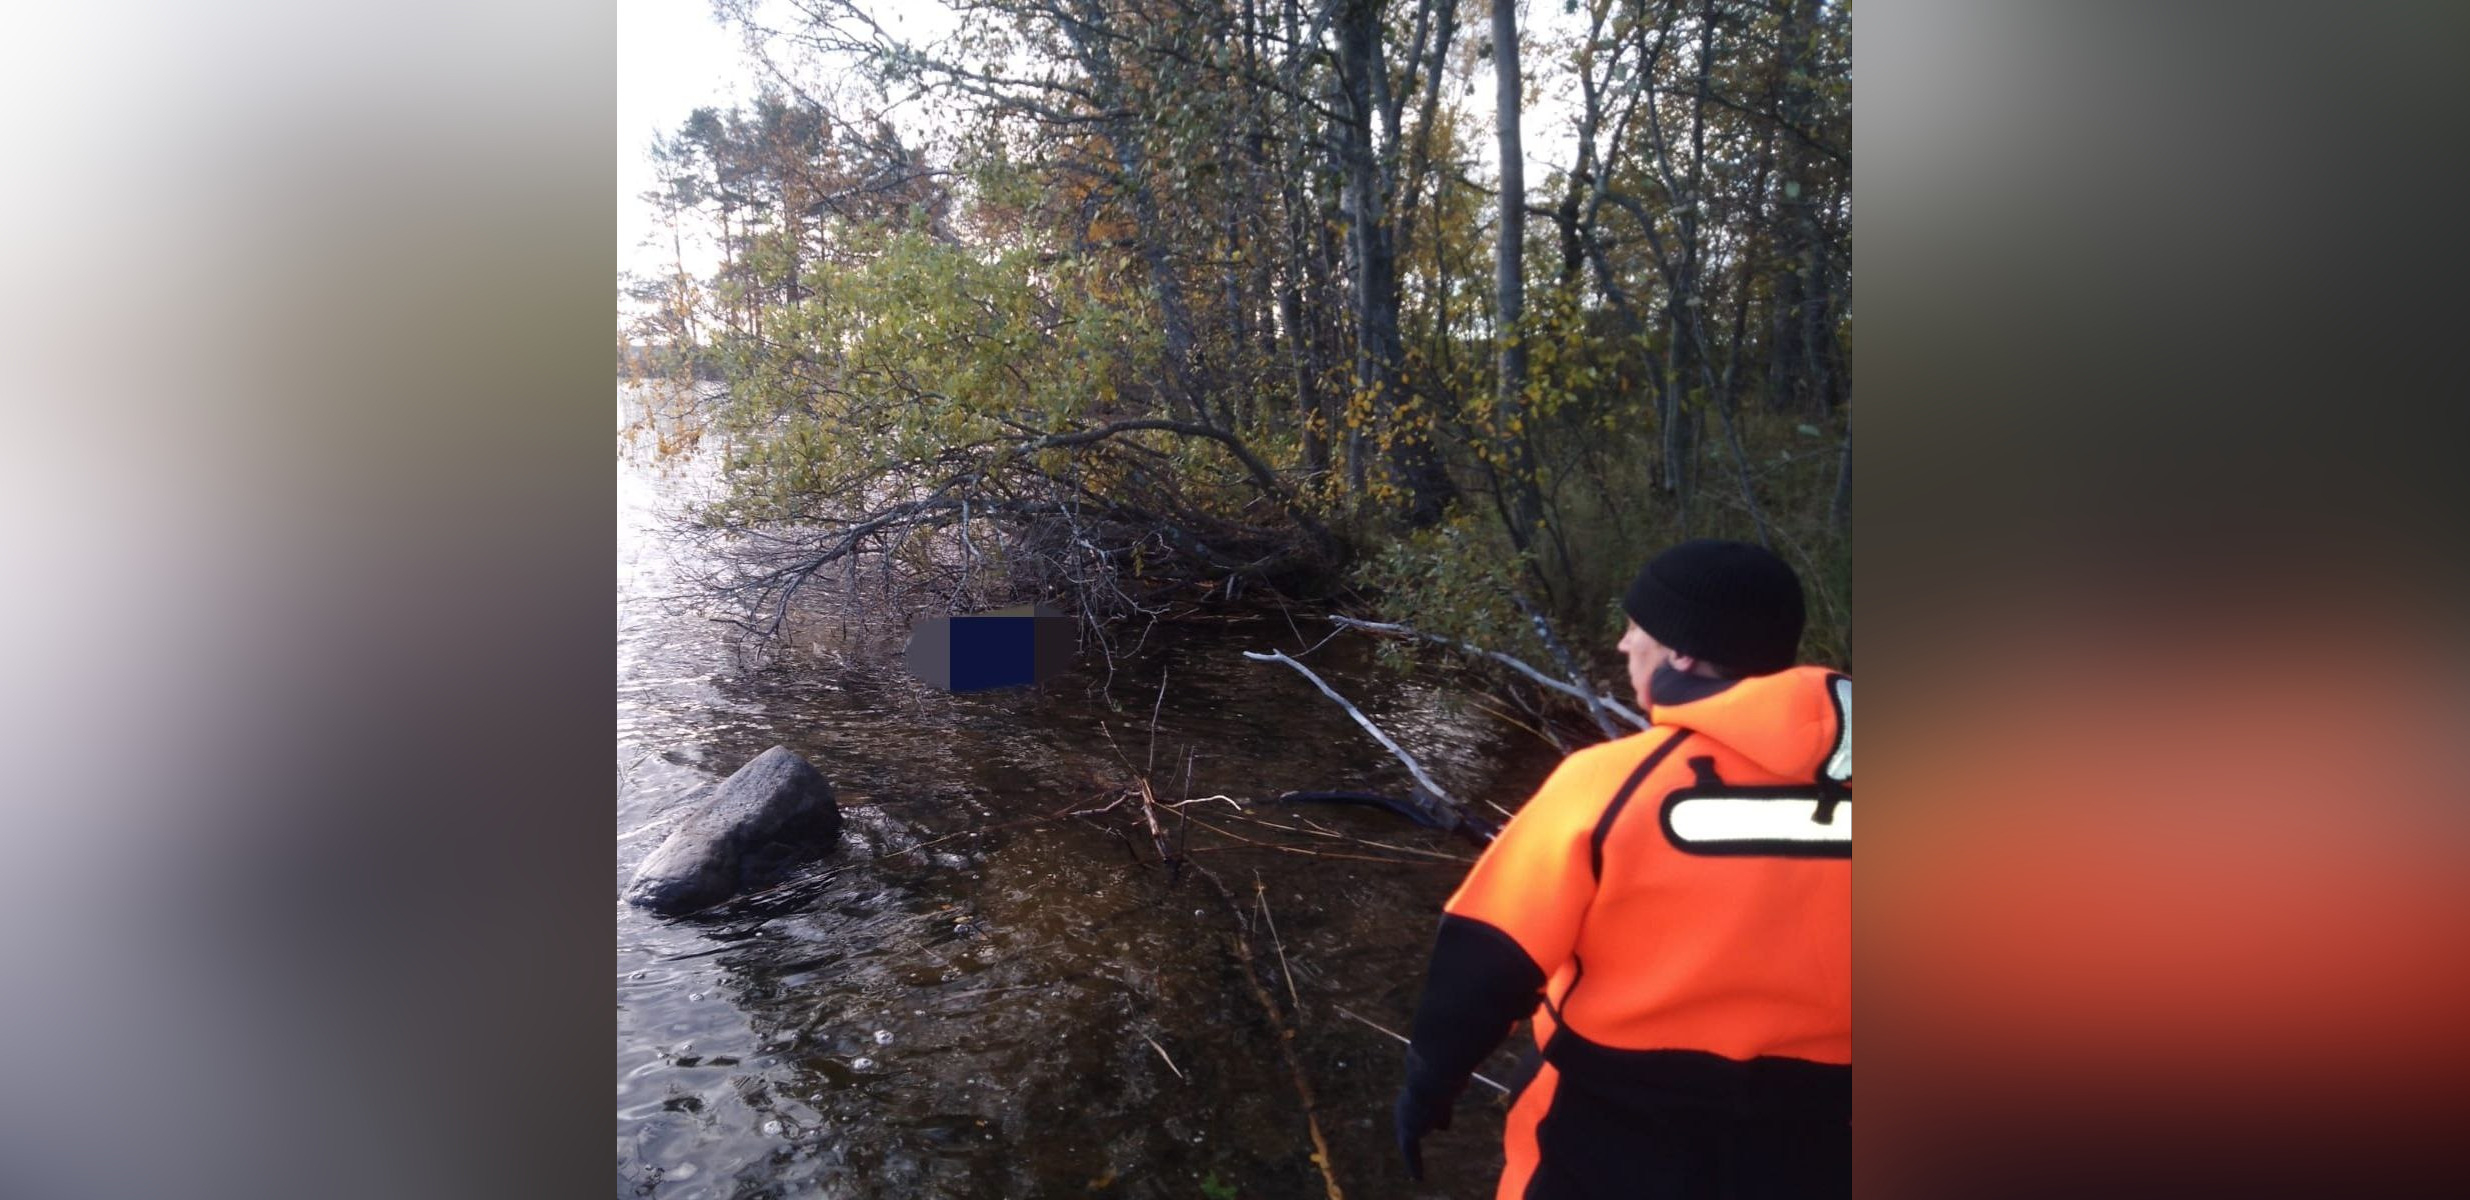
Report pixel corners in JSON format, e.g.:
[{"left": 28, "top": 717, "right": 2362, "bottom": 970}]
[
  {"left": 616, "top": 0, "right": 967, "bottom": 286},
  {"left": 617, "top": 0, "right": 750, "bottom": 283}
]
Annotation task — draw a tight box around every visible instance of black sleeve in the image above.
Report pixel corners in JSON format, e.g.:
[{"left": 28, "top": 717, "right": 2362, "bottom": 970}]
[{"left": 1401, "top": 913, "right": 1548, "bottom": 1098}]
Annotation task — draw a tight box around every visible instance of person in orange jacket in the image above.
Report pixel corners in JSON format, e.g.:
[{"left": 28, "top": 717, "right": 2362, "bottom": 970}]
[{"left": 1394, "top": 539, "right": 1850, "bottom": 1199}]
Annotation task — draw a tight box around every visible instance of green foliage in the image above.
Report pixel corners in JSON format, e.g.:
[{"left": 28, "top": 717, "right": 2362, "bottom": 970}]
[
  {"left": 1354, "top": 513, "right": 1539, "bottom": 669},
  {"left": 648, "top": 0, "right": 1851, "bottom": 672},
  {"left": 1198, "top": 1173, "right": 1238, "bottom": 1200},
  {"left": 708, "top": 227, "right": 1162, "bottom": 525},
  {"left": 1355, "top": 403, "right": 1851, "bottom": 679}
]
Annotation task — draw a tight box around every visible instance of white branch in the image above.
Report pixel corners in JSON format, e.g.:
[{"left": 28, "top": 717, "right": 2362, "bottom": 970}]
[
  {"left": 1241, "top": 649, "right": 1464, "bottom": 811},
  {"left": 1513, "top": 592, "right": 1625, "bottom": 740},
  {"left": 1328, "top": 616, "right": 1650, "bottom": 731}
]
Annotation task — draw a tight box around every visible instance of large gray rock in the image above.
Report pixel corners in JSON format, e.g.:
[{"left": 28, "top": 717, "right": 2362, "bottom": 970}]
[{"left": 624, "top": 746, "right": 842, "bottom": 915}]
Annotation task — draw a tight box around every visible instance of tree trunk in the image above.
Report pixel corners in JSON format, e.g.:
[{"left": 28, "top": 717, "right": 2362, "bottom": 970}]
[
  {"left": 1492, "top": 0, "right": 1550, "bottom": 573},
  {"left": 1060, "top": 2, "right": 1207, "bottom": 426},
  {"left": 1336, "top": 0, "right": 1452, "bottom": 527}
]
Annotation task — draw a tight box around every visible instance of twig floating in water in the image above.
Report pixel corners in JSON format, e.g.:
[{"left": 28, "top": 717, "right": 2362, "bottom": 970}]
[
  {"left": 1143, "top": 1033, "right": 1187, "bottom": 1081},
  {"left": 1147, "top": 666, "right": 1169, "bottom": 775},
  {"left": 1160, "top": 793, "right": 1243, "bottom": 812},
  {"left": 940, "top": 981, "right": 1055, "bottom": 1001},
  {"left": 1255, "top": 871, "right": 1302, "bottom": 1013},
  {"left": 1181, "top": 816, "right": 1460, "bottom": 867},
  {"left": 1137, "top": 776, "right": 1176, "bottom": 875},
  {"left": 1224, "top": 809, "right": 1475, "bottom": 862}
]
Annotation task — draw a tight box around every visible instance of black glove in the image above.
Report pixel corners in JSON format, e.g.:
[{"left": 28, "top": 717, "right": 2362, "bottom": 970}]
[
  {"left": 1393, "top": 1077, "right": 1456, "bottom": 1181},
  {"left": 1393, "top": 1041, "right": 1462, "bottom": 1180}
]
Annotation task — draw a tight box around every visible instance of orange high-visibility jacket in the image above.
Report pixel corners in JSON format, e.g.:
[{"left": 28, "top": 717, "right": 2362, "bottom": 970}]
[{"left": 1405, "top": 666, "right": 1851, "bottom": 1122}]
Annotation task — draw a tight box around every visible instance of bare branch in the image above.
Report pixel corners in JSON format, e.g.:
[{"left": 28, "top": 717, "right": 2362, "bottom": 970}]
[
  {"left": 1240, "top": 649, "right": 1466, "bottom": 816},
  {"left": 1328, "top": 616, "right": 1649, "bottom": 731},
  {"left": 1510, "top": 592, "right": 1625, "bottom": 740}
]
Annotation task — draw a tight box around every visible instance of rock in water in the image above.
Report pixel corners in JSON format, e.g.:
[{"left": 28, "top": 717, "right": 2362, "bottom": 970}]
[{"left": 625, "top": 746, "right": 842, "bottom": 915}]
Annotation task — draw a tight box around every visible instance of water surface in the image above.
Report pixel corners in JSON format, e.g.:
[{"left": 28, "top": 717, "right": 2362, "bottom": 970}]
[{"left": 617, "top": 385, "right": 1558, "bottom": 1198}]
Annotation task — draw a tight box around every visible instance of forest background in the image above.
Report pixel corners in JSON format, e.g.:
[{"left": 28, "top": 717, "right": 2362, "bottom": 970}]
[{"left": 620, "top": 0, "right": 1852, "bottom": 693}]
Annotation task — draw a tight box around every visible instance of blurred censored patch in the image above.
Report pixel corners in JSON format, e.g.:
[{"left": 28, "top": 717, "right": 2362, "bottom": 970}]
[
  {"left": 1862, "top": 559, "right": 2470, "bottom": 1197},
  {"left": 901, "top": 603, "right": 1077, "bottom": 693}
]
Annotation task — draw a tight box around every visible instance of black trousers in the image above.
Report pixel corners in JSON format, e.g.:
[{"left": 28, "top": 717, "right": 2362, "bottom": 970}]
[{"left": 1525, "top": 1086, "right": 1851, "bottom": 1200}]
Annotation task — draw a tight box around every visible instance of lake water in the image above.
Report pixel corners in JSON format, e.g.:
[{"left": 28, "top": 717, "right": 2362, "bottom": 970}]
[{"left": 616, "top": 383, "right": 1557, "bottom": 1198}]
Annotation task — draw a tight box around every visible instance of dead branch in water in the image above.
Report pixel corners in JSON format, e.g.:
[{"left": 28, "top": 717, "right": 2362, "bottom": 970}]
[
  {"left": 1136, "top": 775, "right": 1178, "bottom": 877},
  {"left": 1173, "top": 747, "right": 1198, "bottom": 865},
  {"left": 1146, "top": 667, "right": 1169, "bottom": 775},
  {"left": 1255, "top": 871, "right": 1303, "bottom": 1013},
  {"left": 1510, "top": 591, "right": 1627, "bottom": 740},
  {"left": 1193, "top": 863, "right": 1346, "bottom": 1200},
  {"left": 1241, "top": 649, "right": 1487, "bottom": 820},
  {"left": 1218, "top": 810, "right": 1475, "bottom": 863},
  {"left": 939, "top": 981, "right": 1055, "bottom": 1001},
  {"left": 1464, "top": 688, "right": 1565, "bottom": 752},
  {"left": 1180, "top": 818, "right": 1459, "bottom": 867},
  {"left": 1082, "top": 745, "right": 1349, "bottom": 1196},
  {"left": 1328, "top": 615, "right": 1648, "bottom": 733}
]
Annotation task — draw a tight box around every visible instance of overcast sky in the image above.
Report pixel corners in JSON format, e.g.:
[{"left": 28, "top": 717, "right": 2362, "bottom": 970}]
[
  {"left": 616, "top": 0, "right": 1582, "bottom": 291},
  {"left": 617, "top": 0, "right": 751, "bottom": 283}
]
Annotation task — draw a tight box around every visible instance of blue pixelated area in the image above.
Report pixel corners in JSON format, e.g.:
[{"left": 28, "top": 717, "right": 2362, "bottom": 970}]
[{"left": 947, "top": 616, "right": 1036, "bottom": 693}]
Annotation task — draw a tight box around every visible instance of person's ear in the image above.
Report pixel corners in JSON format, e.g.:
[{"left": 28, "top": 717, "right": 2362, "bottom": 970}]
[{"left": 1667, "top": 652, "right": 1700, "bottom": 674}]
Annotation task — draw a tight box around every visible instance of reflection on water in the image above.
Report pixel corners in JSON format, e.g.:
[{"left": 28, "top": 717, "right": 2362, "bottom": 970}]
[{"left": 618, "top": 386, "right": 1557, "bottom": 1198}]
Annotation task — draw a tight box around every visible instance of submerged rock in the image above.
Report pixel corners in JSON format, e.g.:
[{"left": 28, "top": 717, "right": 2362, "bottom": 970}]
[{"left": 625, "top": 746, "right": 842, "bottom": 915}]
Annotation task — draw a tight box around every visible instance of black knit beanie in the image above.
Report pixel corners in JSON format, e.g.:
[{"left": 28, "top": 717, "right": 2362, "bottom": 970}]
[{"left": 1621, "top": 539, "right": 1806, "bottom": 676}]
